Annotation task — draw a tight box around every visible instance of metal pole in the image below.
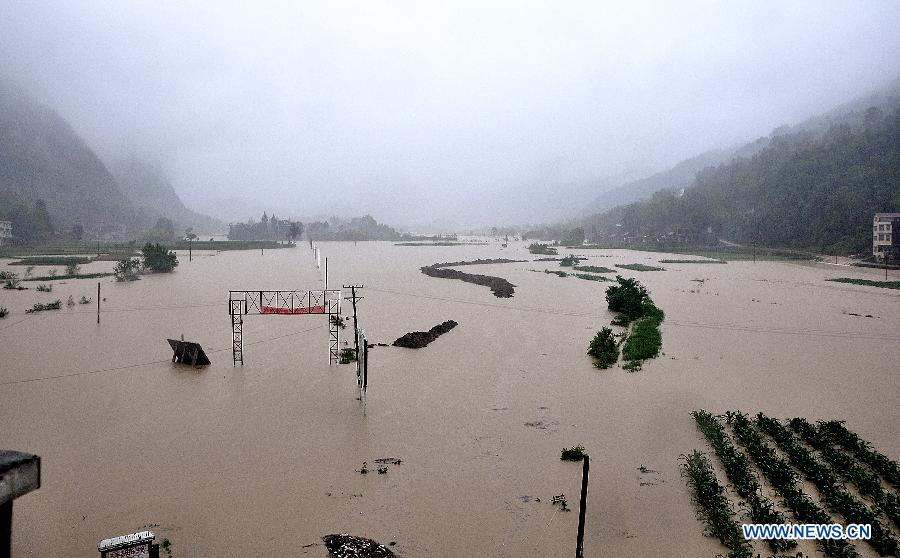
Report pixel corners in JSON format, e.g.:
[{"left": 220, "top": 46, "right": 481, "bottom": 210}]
[
  {"left": 351, "top": 286, "right": 359, "bottom": 359},
  {"left": 325, "top": 257, "right": 328, "bottom": 289},
  {"left": 189, "top": 238, "right": 192, "bottom": 262},
  {"left": 96, "top": 282, "right": 100, "bottom": 324},
  {"left": 1, "top": 500, "right": 11, "bottom": 558},
  {"left": 576, "top": 455, "right": 590, "bottom": 558}
]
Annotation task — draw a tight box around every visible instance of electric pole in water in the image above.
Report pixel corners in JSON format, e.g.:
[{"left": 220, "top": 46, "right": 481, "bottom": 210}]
[{"left": 343, "top": 285, "right": 364, "bottom": 358}]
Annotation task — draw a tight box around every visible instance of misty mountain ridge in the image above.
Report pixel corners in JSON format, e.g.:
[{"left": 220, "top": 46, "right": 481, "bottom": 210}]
[
  {"left": 582, "top": 79, "right": 900, "bottom": 219},
  {"left": 111, "top": 157, "right": 222, "bottom": 233},
  {"left": 0, "top": 77, "right": 221, "bottom": 239},
  {"left": 582, "top": 82, "right": 900, "bottom": 254}
]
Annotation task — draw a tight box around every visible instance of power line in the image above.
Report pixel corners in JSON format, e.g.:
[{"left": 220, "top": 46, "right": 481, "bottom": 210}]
[
  {"left": 0, "top": 323, "right": 324, "bottom": 387},
  {"left": 367, "top": 286, "right": 900, "bottom": 342}
]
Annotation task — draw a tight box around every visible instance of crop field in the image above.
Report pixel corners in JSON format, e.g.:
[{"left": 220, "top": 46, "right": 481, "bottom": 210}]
[{"left": 686, "top": 411, "right": 900, "bottom": 558}]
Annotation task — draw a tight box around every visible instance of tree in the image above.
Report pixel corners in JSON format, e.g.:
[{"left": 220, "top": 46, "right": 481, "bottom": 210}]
[
  {"left": 71, "top": 224, "right": 84, "bottom": 240},
  {"left": 605, "top": 276, "right": 649, "bottom": 320},
  {"left": 288, "top": 221, "right": 304, "bottom": 243},
  {"left": 114, "top": 258, "right": 142, "bottom": 281},
  {"left": 141, "top": 243, "right": 178, "bottom": 272},
  {"left": 588, "top": 327, "right": 619, "bottom": 368},
  {"left": 184, "top": 227, "right": 198, "bottom": 241},
  {"left": 147, "top": 218, "right": 176, "bottom": 242}
]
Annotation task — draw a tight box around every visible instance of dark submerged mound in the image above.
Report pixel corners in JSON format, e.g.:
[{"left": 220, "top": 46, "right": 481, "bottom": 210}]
[
  {"left": 393, "top": 320, "right": 458, "bottom": 348},
  {"left": 420, "top": 259, "right": 519, "bottom": 298},
  {"left": 322, "top": 534, "right": 396, "bottom": 558}
]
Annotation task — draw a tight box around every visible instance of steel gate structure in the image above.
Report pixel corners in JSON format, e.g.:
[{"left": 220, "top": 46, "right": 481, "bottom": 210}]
[{"left": 228, "top": 289, "right": 342, "bottom": 365}]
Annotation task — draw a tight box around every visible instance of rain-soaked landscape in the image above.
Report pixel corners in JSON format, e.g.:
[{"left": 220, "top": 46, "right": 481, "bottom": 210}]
[{"left": 2, "top": 241, "right": 897, "bottom": 557}]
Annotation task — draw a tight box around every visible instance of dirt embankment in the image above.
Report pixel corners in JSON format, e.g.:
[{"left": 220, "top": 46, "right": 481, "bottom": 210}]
[
  {"left": 420, "top": 259, "right": 520, "bottom": 298},
  {"left": 393, "top": 320, "right": 458, "bottom": 348}
]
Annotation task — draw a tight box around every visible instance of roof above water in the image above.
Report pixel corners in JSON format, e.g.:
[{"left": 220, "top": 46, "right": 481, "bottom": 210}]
[{"left": 98, "top": 531, "right": 154, "bottom": 551}]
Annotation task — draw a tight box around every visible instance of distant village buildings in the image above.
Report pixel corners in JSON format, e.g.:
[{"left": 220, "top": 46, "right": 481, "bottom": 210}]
[
  {"left": 873, "top": 213, "right": 900, "bottom": 261},
  {"left": 0, "top": 220, "right": 11, "bottom": 245}
]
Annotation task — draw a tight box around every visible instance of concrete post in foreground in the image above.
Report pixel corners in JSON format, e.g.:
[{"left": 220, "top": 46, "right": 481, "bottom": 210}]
[{"left": 0, "top": 451, "right": 41, "bottom": 558}]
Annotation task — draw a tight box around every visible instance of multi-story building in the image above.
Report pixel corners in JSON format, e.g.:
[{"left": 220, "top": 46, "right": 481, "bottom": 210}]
[
  {"left": 873, "top": 213, "right": 900, "bottom": 261},
  {"left": 0, "top": 221, "right": 11, "bottom": 246}
]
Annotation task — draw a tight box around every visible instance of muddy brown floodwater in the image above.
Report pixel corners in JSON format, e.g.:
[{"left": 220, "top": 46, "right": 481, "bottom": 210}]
[{"left": 1, "top": 241, "right": 898, "bottom": 557}]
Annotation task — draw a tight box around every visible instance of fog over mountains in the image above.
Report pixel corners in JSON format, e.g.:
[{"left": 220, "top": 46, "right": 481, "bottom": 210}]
[{"left": 2, "top": 2, "right": 900, "bottom": 232}]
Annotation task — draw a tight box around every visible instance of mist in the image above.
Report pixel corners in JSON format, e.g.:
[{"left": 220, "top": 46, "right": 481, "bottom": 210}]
[{"left": 3, "top": 1, "right": 900, "bottom": 230}]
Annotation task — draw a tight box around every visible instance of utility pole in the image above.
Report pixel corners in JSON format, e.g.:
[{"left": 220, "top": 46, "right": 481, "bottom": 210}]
[
  {"left": 576, "top": 455, "right": 590, "bottom": 558},
  {"left": 343, "top": 285, "right": 364, "bottom": 359},
  {"left": 325, "top": 257, "right": 328, "bottom": 289},
  {"left": 96, "top": 282, "right": 100, "bottom": 324}
]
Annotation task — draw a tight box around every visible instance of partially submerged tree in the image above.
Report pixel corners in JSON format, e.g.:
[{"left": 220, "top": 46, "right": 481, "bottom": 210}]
[
  {"left": 114, "top": 258, "right": 142, "bottom": 281},
  {"left": 141, "top": 243, "right": 178, "bottom": 272},
  {"left": 588, "top": 327, "right": 619, "bottom": 368}
]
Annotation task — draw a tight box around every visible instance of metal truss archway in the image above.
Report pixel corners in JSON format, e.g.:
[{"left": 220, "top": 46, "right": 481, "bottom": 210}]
[{"left": 228, "top": 289, "right": 342, "bottom": 365}]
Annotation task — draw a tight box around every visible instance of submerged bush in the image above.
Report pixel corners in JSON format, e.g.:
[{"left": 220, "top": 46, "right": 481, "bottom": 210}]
[
  {"left": 606, "top": 276, "right": 649, "bottom": 320},
  {"left": 26, "top": 300, "right": 62, "bottom": 313},
  {"left": 588, "top": 327, "right": 619, "bottom": 368},
  {"left": 528, "top": 243, "right": 558, "bottom": 255},
  {"left": 36, "top": 283, "right": 52, "bottom": 292},
  {"left": 0, "top": 307, "right": 8, "bottom": 318},
  {"left": 142, "top": 243, "right": 179, "bottom": 273},
  {"left": 561, "top": 445, "right": 587, "bottom": 461},
  {"left": 622, "top": 317, "right": 663, "bottom": 362},
  {"left": 114, "top": 258, "right": 142, "bottom": 281},
  {"left": 559, "top": 254, "right": 581, "bottom": 267}
]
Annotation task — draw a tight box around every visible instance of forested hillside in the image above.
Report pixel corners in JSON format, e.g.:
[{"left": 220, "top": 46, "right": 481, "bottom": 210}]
[{"left": 585, "top": 105, "right": 900, "bottom": 254}]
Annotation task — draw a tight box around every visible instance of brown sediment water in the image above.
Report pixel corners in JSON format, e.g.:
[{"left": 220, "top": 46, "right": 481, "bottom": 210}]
[{"left": 1, "top": 242, "right": 898, "bottom": 557}]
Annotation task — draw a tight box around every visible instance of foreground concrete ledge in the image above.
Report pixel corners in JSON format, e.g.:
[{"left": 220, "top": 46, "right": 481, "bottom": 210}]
[{"left": 0, "top": 451, "right": 40, "bottom": 505}]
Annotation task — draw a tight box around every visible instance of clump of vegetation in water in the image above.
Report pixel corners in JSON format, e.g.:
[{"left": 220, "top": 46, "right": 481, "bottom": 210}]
[
  {"left": 65, "top": 261, "right": 81, "bottom": 276},
  {"left": 36, "top": 283, "right": 52, "bottom": 292},
  {"left": 79, "top": 296, "right": 91, "bottom": 304},
  {"left": 1, "top": 271, "right": 23, "bottom": 290},
  {"left": 603, "top": 276, "right": 664, "bottom": 371},
  {"left": 160, "top": 538, "right": 173, "bottom": 558},
  {"left": 544, "top": 269, "right": 568, "bottom": 277},
  {"left": 114, "top": 258, "right": 142, "bottom": 281},
  {"left": 574, "top": 273, "right": 609, "bottom": 282},
  {"left": 818, "top": 420, "right": 900, "bottom": 489},
  {"left": 26, "top": 300, "right": 62, "bottom": 313},
  {"left": 615, "top": 263, "right": 666, "bottom": 272},
  {"left": 622, "top": 316, "right": 663, "bottom": 362},
  {"left": 0, "top": 307, "right": 8, "bottom": 318},
  {"left": 559, "top": 254, "right": 582, "bottom": 267},
  {"left": 339, "top": 347, "right": 357, "bottom": 364},
  {"left": 141, "top": 243, "right": 178, "bottom": 272},
  {"left": 551, "top": 494, "right": 570, "bottom": 511},
  {"left": 681, "top": 450, "right": 753, "bottom": 558},
  {"left": 561, "top": 445, "right": 587, "bottom": 461},
  {"left": 587, "top": 327, "right": 619, "bottom": 369},
  {"left": 527, "top": 243, "right": 558, "bottom": 255},
  {"left": 789, "top": 417, "right": 900, "bottom": 527},
  {"left": 330, "top": 315, "right": 347, "bottom": 329},
  {"left": 573, "top": 265, "right": 615, "bottom": 273},
  {"left": 827, "top": 278, "right": 900, "bottom": 289}
]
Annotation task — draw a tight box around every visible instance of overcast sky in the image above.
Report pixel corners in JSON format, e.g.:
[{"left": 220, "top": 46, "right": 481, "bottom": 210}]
[{"left": 2, "top": 1, "right": 900, "bottom": 228}]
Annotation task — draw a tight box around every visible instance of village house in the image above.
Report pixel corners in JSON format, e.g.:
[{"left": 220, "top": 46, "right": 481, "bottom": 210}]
[{"left": 873, "top": 213, "right": 900, "bottom": 261}]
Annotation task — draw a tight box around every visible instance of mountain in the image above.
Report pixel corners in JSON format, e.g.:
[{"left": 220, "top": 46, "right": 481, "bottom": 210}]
[
  {"left": 584, "top": 91, "right": 900, "bottom": 254},
  {"left": 582, "top": 140, "right": 770, "bottom": 215},
  {"left": 0, "top": 79, "right": 135, "bottom": 236},
  {"left": 111, "top": 157, "right": 222, "bottom": 234},
  {"left": 0, "top": 78, "right": 221, "bottom": 240}
]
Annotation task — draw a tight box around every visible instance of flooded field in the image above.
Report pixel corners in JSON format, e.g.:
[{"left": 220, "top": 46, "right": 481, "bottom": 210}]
[{"left": 1, "top": 242, "right": 898, "bottom": 557}]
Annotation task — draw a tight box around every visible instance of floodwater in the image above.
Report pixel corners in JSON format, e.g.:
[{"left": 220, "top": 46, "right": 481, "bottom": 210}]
[{"left": 1, "top": 242, "right": 898, "bottom": 557}]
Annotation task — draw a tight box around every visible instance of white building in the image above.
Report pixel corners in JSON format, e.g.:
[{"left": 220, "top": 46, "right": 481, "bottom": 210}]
[
  {"left": 0, "top": 221, "right": 11, "bottom": 246},
  {"left": 873, "top": 213, "right": 900, "bottom": 260}
]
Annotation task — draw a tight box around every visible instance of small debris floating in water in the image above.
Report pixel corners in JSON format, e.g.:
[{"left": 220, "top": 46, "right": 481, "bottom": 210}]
[{"left": 322, "top": 534, "right": 397, "bottom": 558}]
